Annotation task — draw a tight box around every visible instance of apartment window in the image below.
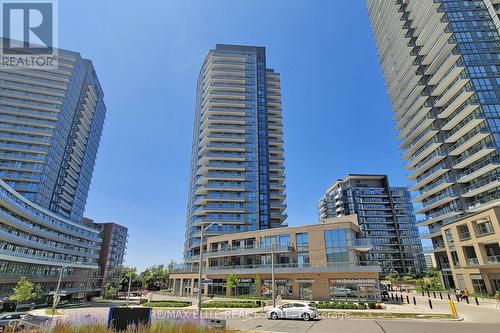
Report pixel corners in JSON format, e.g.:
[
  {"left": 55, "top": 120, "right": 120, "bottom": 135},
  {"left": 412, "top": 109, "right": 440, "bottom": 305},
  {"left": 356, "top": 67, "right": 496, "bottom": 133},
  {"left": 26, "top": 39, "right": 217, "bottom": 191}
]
[
  {"left": 463, "top": 246, "right": 479, "bottom": 265},
  {"left": 457, "top": 225, "right": 471, "bottom": 240},
  {"left": 475, "top": 220, "right": 494, "bottom": 236},
  {"left": 295, "top": 233, "right": 309, "bottom": 249},
  {"left": 297, "top": 252, "right": 310, "bottom": 267},
  {"left": 260, "top": 234, "right": 290, "bottom": 247},
  {"left": 324, "top": 229, "right": 354, "bottom": 265},
  {"left": 484, "top": 243, "right": 500, "bottom": 264}
]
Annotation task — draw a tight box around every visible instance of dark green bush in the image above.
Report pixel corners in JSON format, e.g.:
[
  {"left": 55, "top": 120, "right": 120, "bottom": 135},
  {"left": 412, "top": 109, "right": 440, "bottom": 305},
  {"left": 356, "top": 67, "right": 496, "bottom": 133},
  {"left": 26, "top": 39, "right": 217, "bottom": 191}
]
[{"left": 143, "top": 301, "right": 191, "bottom": 307}]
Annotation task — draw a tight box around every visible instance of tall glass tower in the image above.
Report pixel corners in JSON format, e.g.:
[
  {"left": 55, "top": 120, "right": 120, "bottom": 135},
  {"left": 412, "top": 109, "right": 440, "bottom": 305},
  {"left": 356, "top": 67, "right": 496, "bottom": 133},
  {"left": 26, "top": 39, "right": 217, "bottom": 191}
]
[
  {"left": 184, "top": 44, "right": 287, "bottom": 261},
  {"left": 0, "top": 46, "right": 106, "bottom": 223},
  {"left": 367, "top": 0, "right": 500, "bottom": 285}
]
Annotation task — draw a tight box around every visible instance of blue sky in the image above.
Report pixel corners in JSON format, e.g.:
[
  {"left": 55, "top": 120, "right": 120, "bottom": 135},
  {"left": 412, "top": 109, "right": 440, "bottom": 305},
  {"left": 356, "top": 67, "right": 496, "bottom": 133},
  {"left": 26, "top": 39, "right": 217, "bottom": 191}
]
[{"left": 59, "top": 0, "right": 409, "bottom": 271}]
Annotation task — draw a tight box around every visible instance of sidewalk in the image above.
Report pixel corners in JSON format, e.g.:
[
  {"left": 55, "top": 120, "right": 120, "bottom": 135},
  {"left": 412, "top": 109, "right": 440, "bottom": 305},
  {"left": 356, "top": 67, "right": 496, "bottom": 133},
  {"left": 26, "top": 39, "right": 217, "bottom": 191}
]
[{"left": 386, "top": 290, "right": 500, "bottom": 323}]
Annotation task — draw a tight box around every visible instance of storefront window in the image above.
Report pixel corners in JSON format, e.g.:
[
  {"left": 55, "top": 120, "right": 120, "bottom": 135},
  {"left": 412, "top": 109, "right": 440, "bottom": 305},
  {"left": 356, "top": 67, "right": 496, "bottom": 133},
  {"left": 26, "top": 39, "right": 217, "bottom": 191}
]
[
  {"left": 329, "top": 278, "right": 379, "bottom": 301},
  {"left": 235, "top": 278, "right": 255, "bottom": 296},
  {"left": 470, "top": 274, "right": 487, "bottom": 295},
  {"left": 297, "top": 280, "right": 314, "bottom": 300},
  {"left": 263, "top": 279, "right": 293, "bottom": 299},
  {"left": 208, "top": 279, "right": 226, "bottom": 296}
]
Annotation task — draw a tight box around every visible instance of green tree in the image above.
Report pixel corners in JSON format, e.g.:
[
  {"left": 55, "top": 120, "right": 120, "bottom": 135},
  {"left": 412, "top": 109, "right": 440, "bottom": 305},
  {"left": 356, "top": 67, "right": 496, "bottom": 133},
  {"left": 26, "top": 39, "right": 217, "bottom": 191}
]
[
  {"left": 227, "top": 273, "right": 238, "bottom": 296},
  {"left": 9, "top": 277, "right": 41, "bottom": 310},
  {"left": 103, "top": 283, "right": 118, "bottom": 299},
  {"left": 385, "top": 269, "right": 400, "bottom": 283},
  {"left": 140, "top": 265, "right": 170, "bottom": 291},
  {"left": 120, "top": 266, "right": 141, "bottom": 291},
  {"left": 416, "top": 268, "right": 443, "bottom": 291},
  {"left": 255, "top": 273, "right": 262, "bottom": 296}
]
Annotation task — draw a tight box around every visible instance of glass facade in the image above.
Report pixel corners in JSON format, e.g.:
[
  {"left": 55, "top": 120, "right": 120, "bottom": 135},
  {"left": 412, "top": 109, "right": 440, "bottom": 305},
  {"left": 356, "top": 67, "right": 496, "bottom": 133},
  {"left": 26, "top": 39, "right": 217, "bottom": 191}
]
[
  {"left": 184, "top": 44, "right": 287, "bottom": 260},
  {"left": 367, "top": 0, "right": 500, "bottom": 283},
  {"left": 319, "top": 175, "right": 425, "bottom": 275},
  {"left": 0, "top": 42, "right": 106, "bottom": 299},
  {"left": 0, "top": 48, "right": 106, "bottom": 223}
]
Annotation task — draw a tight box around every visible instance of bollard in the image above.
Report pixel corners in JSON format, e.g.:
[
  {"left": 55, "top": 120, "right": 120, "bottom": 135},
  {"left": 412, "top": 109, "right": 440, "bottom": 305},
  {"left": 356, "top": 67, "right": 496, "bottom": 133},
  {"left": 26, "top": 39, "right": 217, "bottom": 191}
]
[
  {"left": 428, "top": 299, "right": 433, "bottom": 309},
  {"left": 400, "top": 294, "right": 403, "bottom": 302},
  {"left": 427, "top": 291, "right": 430, "bottom": 297},
  {"left": 475, "top": 297, "right": 479, "bottom": 305},
  {"left": 465, "top": 297, "right": 469, "bottom": 304},
  {"left": 447, "top": 293, "right": 450, "bottom": 300},
  {"left": 391, "top": 293, "right": 394, "bottom": 301},
  {"left": 413, "top": 296, "right": 416, "bottom": 305},
  {"left": 406, "top": 295, "right": 410, "bottom": 304},
  {"left": 439, "top": 292, "right": 443, "bottom": 300},
  {"left": 449, "top": 300, "right": 458, "bottom": 318},
  {"left": 421, "top": 290, "right": 424, "bottom": 297},
  {"left": 433, "top": 292, "right": 436, "bottom": 299}
]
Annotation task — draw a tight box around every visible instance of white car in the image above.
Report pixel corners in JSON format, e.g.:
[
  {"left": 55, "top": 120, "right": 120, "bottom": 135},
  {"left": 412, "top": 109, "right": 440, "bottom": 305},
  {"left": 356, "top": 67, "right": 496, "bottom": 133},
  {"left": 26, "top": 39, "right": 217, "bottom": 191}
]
[{"left": 267, "top": 302, "right": 318, "bottom": 321}]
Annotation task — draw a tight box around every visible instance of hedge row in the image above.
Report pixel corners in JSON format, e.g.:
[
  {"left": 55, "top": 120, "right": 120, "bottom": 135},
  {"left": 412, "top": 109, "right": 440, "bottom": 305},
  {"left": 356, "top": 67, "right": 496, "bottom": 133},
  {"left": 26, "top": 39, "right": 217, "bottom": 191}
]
[
  {"left": 142, "top": 301, "right": 191, "bottom": 308},
  {"left": 313, "top": 302, "right": 383, "bottom": 310},
  {"left": 201, "top": 301, "right": 259, "bottom": 308}
]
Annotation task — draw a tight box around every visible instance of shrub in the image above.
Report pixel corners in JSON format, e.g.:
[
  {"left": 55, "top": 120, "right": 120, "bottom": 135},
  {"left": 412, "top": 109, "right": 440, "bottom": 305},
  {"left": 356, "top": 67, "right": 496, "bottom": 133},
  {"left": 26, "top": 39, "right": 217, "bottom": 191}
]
[
  {"left": 368, "top": 302, "right": 384, "bottom": 309},
  {"left": 142, "top": 301, "right": 191, "bottom": 307},
  {"left": 315, "top": 302, "right": 367, "bottom": 310},
  {"left": 139, "top": 298, "right": 148, "bottom": 305},
  {"left": 201, "top": 301, "right": 259, "bottom": 308}
]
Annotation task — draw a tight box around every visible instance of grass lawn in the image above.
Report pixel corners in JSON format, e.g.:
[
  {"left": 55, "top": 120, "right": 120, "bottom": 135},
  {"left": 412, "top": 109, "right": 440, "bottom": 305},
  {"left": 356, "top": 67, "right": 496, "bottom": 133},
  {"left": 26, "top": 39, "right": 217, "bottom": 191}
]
[
  {"left": 44, "top": 309, "right": 64, "bottom": 315},
  {"left": 201, "top": 301, "right": 259, "bottom": 308},
  {"left": 319, "top": 311, "right": 456, "bottom": 320}
]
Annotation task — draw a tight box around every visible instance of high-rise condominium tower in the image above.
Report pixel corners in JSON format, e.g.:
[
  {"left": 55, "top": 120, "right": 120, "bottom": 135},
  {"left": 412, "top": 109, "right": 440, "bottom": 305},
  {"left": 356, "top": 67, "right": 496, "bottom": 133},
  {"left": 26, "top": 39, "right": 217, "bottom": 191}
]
[
  {"left": 319, "top": 174, "right": 425, "bottom": 276},
  {"left": 367, "top": 0, "right": 500, "bottom": 285},
  {"left": 0, "top": 46, "right": 106, "bottom": 223},
  {"left": 0, "top": 43, "right": 106, "bottom": 299},
  {"left": 184, "top": 44, "right": 286, "bottom": 261}
]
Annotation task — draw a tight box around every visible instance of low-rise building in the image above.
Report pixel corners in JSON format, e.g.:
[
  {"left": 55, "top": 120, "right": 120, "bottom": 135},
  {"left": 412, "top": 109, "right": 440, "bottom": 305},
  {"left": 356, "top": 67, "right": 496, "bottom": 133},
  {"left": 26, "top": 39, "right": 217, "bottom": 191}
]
[
  {"left": 438, "top": 207, "right": 500, "bottom": 295},
  {"left": 170, "top": 215, "right": 381, "bottom": 301}
]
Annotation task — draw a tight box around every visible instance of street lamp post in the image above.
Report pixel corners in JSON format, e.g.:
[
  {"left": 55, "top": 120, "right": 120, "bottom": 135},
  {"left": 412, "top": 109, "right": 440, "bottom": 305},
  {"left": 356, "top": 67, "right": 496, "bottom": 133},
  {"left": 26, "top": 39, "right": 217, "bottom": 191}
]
[
  {"left": 52, "top": 262, "right": 81, "bottom": 318},
  {"left": 197, "top": 222, "right": 221, "bottom": 320}
]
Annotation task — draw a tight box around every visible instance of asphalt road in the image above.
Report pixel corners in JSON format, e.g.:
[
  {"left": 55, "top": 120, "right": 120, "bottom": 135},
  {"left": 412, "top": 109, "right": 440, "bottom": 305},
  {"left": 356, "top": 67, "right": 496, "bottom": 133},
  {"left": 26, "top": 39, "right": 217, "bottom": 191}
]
[
  {"left": 226, "top": 317, "right": 499, "bottom": 333},
  {"left": 51, "top": 306, "right": 499, "bottom": 333}
]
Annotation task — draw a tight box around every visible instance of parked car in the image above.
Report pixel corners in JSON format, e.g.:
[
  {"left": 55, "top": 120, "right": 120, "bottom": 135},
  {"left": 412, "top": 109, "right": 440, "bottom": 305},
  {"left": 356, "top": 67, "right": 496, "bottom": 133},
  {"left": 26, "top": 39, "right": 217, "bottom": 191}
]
[
  {"left": 0, "top": 313, "right": 50, "bottom": 332},
  {"left": 267, "top": 302, "right": 318, "bottom": 321}
]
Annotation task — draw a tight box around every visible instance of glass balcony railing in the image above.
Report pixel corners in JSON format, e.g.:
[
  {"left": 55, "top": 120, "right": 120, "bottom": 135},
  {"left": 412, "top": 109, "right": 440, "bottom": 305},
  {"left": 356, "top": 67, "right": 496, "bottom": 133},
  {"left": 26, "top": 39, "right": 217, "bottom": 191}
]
[
  {"left": 486, "top": 255, "right": 500, "bottom": 264},
  {"left": 467, "top": 258, "right": 479, "bottom": 266}
]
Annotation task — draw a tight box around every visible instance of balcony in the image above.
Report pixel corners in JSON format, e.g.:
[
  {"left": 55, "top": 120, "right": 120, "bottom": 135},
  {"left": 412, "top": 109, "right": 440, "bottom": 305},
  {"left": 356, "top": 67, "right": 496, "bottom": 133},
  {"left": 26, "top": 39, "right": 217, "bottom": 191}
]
[
  {"left": 467, "top": 189, "right": 500, "bottom": 212},
  {"left": 452, "top": 142, "right": 496, "bottom": 170},
  {"left": 203, "top": 262, "right": 381, "bottom": 275},
  {"left": 412, "top": 176, "right": 454, "bottom": 202},
  {"left": 353, "top": 238, "right": 373, "bottom": 252},
  {"left": 447, "top": 126, "right": 489, "bottom": 156},
  {"left": 457, "top": 156, "right": 499, "bottom": 183},
  {"left": 416, "top": 190, "right": 459, "bottom": 214},
  {"left": 0, "top": 247, "right": 98, "bottom": 268},
  {"left": 204, "top": 244, "right": 293, "bottom": 259},
  {"left": 461, "top": 174, "right": 500, "bottom": 197},
  {"left": 486, "top": 255, "right": 500, "bottom": 265},
  {"left": 466, "top": 258, "right": 480, "bottom": 266}
]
